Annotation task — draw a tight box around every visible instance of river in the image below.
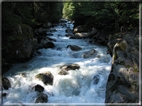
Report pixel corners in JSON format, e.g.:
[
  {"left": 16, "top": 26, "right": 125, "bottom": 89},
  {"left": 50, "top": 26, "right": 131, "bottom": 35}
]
[{"left": 2, "top": 20, "right": 112, "bottom": 105}]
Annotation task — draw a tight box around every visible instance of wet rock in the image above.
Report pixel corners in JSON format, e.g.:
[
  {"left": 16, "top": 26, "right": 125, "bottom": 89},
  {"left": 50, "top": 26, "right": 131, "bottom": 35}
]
[
  {"left": 50, "top": 28, "right": 56, "bottom": 32},
  {"left": 74, "top": 25, "right": 84, "bottom": 33},
  {"left": 34, "top": 84, "right": 44, "bottom": 92},
  {"left": 35, "top": 93, "right": 48, "bottom": 103},
  {"left": 35, "top": 72, "right": 54, "bottom": 85},
  {"left": 46, "top": 32, "right": 53, "bottom": 36},
  {"left": 67, "top": 45, "right": 82, "bottom": 51},
  {"left": 37, "top": 37, "right": 55, "bottom": 49},
  {"left": 93, "top": 75, "right": 100, "bottom": 84},
  {"left": 2, "top": 92, "right": 8, "bottom": 98},
  {"left": 20, "top": 73, "right": 27, "bottom": 77},
  {"left": 58, "top": 69, "right": 69, "bottom": 75},
  {"left": 69, "top": 35, "right": 82, "bottom": 39},
  {"left": 43, "top": 41, "right": 55, "bottom": 49},
  {"left": 82, "top": 49, "right": 97, "bottom": 58},
  {"left": 41, "top": 38, "right": 55, "bottom": 49},
  {"left": 65, "top": 33, "right": 74, "bottom": 37},
  {"left": 60, "top": 63, "right": 80, "bottom": 71},
  {"left": 2, "top": 76, "right": 11, "bottom": 90},
  {"left": 75, "top": 32, "right": 90, "bottom": 38},
  {"left": 66, "top": 27, "right": 73, "bottom": 33}
]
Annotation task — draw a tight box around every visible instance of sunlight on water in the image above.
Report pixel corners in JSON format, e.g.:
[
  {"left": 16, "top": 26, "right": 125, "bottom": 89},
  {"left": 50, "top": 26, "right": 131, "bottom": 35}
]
[{"left": 2, "top": 20, "right": 112, "bottom": 105}]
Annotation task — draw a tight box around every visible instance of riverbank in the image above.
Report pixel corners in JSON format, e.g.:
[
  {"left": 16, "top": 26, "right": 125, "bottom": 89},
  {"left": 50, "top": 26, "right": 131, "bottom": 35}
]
[{"left": 2, "top": 20, "right": 112, "bottom": 104}]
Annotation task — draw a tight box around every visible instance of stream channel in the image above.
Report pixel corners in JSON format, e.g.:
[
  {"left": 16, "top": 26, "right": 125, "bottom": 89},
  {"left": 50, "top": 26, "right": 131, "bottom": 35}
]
[{"left": 2, "top": 20, "right": 112, "bottom": 104}]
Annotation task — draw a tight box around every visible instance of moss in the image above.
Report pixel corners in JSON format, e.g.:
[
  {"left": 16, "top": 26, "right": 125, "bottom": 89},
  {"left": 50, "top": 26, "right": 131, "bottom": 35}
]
[
  {"left": 35, "top": 74, "right": 43, "bottom": 80},
  {"left": 14, "top": 24, "right": 33, "bottom": 40},
  {"left": 133, "top": 66, "right": 139, "bottom": 73},
  {"left": 130, "top": 80, "right": 138, "bottom": 92},
  {"left": 114, "top": 52, "right": 118, "bottom": 60},
  {"left": 111, "top": 33, "right": 121, "bottom": 39},
  {"left": 119, "top": 42, "right": 126, "bottom": 51}
]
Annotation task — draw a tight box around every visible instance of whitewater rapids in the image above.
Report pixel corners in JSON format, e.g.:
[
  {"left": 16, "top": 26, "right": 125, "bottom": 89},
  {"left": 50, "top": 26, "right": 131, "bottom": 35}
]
[{"left": 2, "top": 20, "right": 112, "bottom": 105}]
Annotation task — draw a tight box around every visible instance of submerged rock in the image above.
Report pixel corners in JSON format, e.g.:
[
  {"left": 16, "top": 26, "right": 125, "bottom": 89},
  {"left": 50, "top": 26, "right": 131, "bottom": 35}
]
[
  {"left": 60, "top": 63, "right": 80, "bottom": 71},
  {"left": 35, "top": 93, "right": 48, "bottom": 103},
  {"left": 65, "top": 33, "right": 74, "bottom": 37},
  {"left": 58, "top": 69, "right": 69, "bottom": 75},
  {"left": 2, "top": 76, "right": 11, "bottom": 90},
  {"left": 35, "top": 72, "right": 54, "bottom": 85},
  {"left": 82, "top": 49, "right": 97, "bottom": 58},
  {"left": 67, "top": 45, "right": 82, "bottom": 51},
  {"left": 66, "top": 27, "right": 73, "bottom": 33},
  {"left": 93, "top": 75, "right": 100, "bottom": 84},
  {"left": 37, "top": 37, "right": 55, "bottom": 49}
]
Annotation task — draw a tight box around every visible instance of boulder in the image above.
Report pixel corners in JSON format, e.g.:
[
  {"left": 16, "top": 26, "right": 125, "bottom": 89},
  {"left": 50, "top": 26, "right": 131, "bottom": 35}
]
[
  {"left": 75, "top": 32, "right": 90, "bottom": 38},
  {"left": 58, "top": 69, "right": 69, "bottom": 75},
  {"left": 66, "top": 27, "right": 73, "bottom": 33},
  {"left": 65, "top": 33, "right": 74, "bottom": 37},
  {"left": 67, "top": 45, "right": 82, "bottom": 51},
  {"left": 2, "top": 76, "right": 11, "bottom": 90},
  {"left": 34, "top": 84, "right": 44, "bottom": 92},
  {"left": 15, "top": 38, "right": 37, "bottom": 62},
  {"left": 82, "top": 49, "right": 97, "bottom": 58},
  {"left": 36, "top": 27, "right": 48, "bottom": 35},
  {"left": 42, "top": 41, "right": 55, "bottom": 49},
  {"left": 43, "top": 22, "right": 52, "bottom": 28},
  {"left": 39, "top": 38, "right": 55, "bottom": 49},
  {"left": 35, "top": 93, "right": 48, "bottom": 103},
  {"left": 74, "top": 25, "right": 84, "bottom": 33},
  {"left": 89, "top": 31, "right": 109, "bottom": 45},
  {"left": 93, "top": 75, "right": 100, "bottom": 84},
  {"left": 35, "top": 72, "right": 54, "bottom": 85},
  {"left": 69, "top": 35, "right": 82, "bottom": 39},
  {"left": 2, "top": 92, "right": 8, "bottom": 98},
  {"left": 60, "top": 63, "right": 80, "bottom": 71},
  {"left": 105, "top": 29, "right": 139, "bottom": 103}
]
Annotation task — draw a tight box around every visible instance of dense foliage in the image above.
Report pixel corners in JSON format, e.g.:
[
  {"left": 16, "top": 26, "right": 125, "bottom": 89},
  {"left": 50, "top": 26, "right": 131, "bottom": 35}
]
[
  {"left": 63, "top": 1, "right": 139, "bottom": 32},
  {"left": 2, "top": 2, "right": 63, "bottom": 60}
]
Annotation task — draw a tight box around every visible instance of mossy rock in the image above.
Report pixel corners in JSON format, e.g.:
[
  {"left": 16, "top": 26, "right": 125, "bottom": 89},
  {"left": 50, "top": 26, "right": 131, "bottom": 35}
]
[
  {"left": 119, "top": 42, "right": 126, "bottom": 51},
  {"left": 35, "top": 72, "right": 54, "bottom": 85},
  {"left": 133, "top": 66, "right": 139, "bottom": 73}
]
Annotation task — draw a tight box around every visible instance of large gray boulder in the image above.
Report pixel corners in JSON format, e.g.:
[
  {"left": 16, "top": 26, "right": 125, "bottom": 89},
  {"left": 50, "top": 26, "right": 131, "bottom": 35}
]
[
  {"left": 14, "top": 38, "right": 37, "bottom": 62},
  {"left": 35, "top": 93, "right": 48, "bottom": 103},
  {"left": 35, "top": 72, "right": 54, "bottom": 85},
  {"left": 105, "top": 29, "right": 139, "bottom": 103}
]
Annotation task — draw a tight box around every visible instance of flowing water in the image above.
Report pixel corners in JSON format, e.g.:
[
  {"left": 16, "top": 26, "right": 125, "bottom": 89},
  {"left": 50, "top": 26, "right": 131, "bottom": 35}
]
[{"left": 2, "top": 20, "right": 112, "bottom": 105}]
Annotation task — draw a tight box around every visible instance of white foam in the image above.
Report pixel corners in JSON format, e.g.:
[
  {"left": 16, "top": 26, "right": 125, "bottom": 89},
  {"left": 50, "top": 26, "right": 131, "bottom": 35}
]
[{"left": 2, "top": 21, "right": 112, "bottom": 104}]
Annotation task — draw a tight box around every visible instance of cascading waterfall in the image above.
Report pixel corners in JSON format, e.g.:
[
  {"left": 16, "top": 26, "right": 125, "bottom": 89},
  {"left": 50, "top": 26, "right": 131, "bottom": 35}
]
[{"left": 2, "top": 20, "right": 112, "bottom": 105}]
